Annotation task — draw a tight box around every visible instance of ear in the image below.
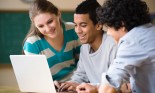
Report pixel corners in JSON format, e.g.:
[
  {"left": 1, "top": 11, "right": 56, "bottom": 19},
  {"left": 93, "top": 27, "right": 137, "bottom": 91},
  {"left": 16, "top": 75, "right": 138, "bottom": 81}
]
[
  {"left": 96, "top": 24, "right": 103, "bottom": 31},
  {"left": 57, "top": 11, "right": 62, "bottom": 24},
  {"left": 58, "top": 11, "right": 61, "bottom": 18}
]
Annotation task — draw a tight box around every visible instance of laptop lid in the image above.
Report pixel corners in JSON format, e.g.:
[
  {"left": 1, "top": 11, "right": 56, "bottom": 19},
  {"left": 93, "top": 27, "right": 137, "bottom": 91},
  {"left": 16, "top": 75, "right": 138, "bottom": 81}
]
[{"left": 10, "top": 55, "right": 56, "bottom": 93}]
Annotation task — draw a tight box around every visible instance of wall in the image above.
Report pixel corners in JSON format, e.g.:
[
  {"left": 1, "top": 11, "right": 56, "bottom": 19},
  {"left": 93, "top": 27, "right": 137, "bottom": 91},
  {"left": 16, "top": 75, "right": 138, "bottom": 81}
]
[
  {"left": 0, "top": 0, "right": 155, "bottom": 13},
  {"left": 0, "top": 0, "right": 105, "bottom": 11}
]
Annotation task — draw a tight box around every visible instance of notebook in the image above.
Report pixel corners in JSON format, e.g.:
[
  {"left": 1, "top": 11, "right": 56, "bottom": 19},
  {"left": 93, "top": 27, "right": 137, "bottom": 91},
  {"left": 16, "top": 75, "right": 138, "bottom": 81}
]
[{"left": 10, "top": 55, "right": 57, "bottom": 93}]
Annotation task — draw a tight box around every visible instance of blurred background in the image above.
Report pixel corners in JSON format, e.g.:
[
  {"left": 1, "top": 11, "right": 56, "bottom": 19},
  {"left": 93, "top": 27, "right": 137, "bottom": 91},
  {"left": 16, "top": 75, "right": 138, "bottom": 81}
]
[{"left": 0, "top": 0, "right": 155, "bottom": 88}]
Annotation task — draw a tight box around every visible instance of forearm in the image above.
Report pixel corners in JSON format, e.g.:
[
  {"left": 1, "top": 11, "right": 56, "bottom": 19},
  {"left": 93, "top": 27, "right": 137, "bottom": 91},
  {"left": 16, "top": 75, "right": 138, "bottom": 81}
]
[
  {"left": 70, "top": 73, "right": 89, "bottom": 83},
  {"left": 101, "top": 68, "right": 129, "bottom": 90},
  {"left": 99, "top": 84, "right": 117, "bottom": 93}
]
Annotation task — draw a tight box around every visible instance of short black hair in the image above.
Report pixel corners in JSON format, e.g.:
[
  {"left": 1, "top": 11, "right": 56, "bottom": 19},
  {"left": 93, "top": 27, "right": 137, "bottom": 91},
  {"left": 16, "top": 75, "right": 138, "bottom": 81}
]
[
  {"left": 97, "top": 0, "right": 151, "bottom": 31},
  {"left": 75, "top": 0, "right": 101, "bottom": 25}
]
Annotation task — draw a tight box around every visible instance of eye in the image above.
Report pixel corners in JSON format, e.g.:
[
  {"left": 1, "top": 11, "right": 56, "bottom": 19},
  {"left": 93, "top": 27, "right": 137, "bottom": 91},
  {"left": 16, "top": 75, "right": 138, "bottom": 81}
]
[
  {"left": 74, "top": 24, "right": 77, "bottom": 28},
  {"left": 47, "top": 19, "right": 53, "bottom": 24},
  {"left": 38, "top": 25, "right": 44, "bottom": 28},
  {"left": 81, "top": 24, "right": 87, "bottom": 27}
]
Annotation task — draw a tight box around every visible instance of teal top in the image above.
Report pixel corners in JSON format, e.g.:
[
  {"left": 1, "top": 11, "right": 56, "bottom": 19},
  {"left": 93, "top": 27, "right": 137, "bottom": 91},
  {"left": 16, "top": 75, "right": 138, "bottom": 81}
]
[{"left": 23, "top": 22, "right": 81, "bottom": 81}]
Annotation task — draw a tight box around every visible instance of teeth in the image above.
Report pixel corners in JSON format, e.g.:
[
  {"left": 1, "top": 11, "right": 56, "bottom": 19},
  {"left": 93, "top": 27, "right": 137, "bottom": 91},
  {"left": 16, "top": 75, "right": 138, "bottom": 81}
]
[
  {"left": 50, "top": 29, "right": 55, "bottom": 33},
  {"left": 80, "top": 34, "right": 86, "bottom": 39}
]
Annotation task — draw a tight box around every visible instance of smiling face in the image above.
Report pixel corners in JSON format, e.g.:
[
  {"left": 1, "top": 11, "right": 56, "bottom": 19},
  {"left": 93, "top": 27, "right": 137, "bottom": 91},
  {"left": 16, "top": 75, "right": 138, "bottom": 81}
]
[
  {"left": 33, "top": 12, "right": 61, "bottom": 39},
  {"left": 74, "top": 14, "right": 99, "bottom": 44}
]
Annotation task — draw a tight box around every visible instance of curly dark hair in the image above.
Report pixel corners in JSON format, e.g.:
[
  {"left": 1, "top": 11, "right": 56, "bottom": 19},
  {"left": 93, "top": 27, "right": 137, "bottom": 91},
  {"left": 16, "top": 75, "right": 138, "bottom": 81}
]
[
  {"left": 75, "top": 0, "right": 101, "bottom": 25},
  {"left": 97, "top": 0, "right": 151, "bottom": 31}
]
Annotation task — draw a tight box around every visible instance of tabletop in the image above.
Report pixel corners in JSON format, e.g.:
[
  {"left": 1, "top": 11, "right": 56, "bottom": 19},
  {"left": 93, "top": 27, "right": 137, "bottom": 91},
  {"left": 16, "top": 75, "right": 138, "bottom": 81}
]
[{"left": 0, "top": 86, "right": 77, "bottom": 93}]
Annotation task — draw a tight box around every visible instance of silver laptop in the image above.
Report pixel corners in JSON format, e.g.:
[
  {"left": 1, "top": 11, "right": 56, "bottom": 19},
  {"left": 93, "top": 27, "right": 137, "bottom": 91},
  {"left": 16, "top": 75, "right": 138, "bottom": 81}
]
[{"left": 10, "top": 55, "right": 57, "bottom": 93}]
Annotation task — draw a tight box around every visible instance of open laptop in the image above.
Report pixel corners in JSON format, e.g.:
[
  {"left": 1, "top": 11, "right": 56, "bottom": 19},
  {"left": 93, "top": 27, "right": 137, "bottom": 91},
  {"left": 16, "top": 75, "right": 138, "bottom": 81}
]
[{"left": 10, "top": 55, "right": 57, "bottom": 93}]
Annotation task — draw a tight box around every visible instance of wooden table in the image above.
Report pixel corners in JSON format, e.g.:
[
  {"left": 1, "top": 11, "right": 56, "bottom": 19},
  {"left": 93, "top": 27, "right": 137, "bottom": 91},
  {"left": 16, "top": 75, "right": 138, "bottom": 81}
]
[
  {"left": 0, "top": 86, "right": 77, "bottom": 93},
  {"left": 0, "top": 86, "right": 21, "bottom": 93}
]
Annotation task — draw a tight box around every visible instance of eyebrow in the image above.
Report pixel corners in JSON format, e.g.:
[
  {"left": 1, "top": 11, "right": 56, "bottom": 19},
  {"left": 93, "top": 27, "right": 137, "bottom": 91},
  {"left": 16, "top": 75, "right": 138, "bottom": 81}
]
[
  {"left": 46, "top": 18, "right": 53, "bottom": 23},
  {"left": 73, "top": 22, "right": 87, "bottom": 25},
  {"left": 37, "top": 24, "right": 43, "bottom": 27}
]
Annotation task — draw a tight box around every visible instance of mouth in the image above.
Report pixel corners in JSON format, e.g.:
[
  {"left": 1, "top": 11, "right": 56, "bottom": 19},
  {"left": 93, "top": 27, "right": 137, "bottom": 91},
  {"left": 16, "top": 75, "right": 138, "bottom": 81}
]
[
  {"left": 49, "top": 28, "right": 55, "bottom": 34},
  {"left": 79, "top": 34, "right": 86, "bottom": 40}
]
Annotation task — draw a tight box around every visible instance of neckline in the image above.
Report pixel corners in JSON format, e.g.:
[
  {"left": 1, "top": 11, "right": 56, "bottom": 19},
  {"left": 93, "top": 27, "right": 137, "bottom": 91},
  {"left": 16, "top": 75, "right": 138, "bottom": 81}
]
[
  {"left": 43, "top": 22, "right": 66, "bottom": 54},
  {"left": 89, "top": 33, "right": 107, "bottom": 55}
]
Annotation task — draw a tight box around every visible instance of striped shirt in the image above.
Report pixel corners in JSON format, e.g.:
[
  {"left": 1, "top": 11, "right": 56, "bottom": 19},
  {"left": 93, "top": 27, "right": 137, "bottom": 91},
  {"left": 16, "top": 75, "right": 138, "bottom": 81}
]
[{"left": 23, "top": 22, "right": 81, "bottom": 81}]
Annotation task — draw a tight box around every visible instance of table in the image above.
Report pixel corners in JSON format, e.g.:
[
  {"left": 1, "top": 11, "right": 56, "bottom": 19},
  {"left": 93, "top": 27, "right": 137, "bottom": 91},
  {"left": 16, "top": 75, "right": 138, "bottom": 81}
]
[
  {"left": 0, "top": 86, "right": 21, "bottom": 93},
  {"left": 0, "top": 86, "right": 77, "bottom": 93}
]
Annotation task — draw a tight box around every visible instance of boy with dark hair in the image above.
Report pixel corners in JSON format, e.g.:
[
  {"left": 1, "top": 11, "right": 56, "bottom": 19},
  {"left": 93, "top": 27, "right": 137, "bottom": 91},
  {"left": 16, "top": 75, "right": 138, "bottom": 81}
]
[{"left": 54, "top": 0, "right": 117, "bottom": 92}]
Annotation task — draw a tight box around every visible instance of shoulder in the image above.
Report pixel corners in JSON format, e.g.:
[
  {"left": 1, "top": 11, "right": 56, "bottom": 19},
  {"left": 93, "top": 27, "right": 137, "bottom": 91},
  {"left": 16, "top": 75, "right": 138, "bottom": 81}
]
[
  {"left": 26, "top": 35, "right": 41, "bottom": 44},
  {"left": 64, "top": 22, "right": 75, "bottom": 33},
  {"left": 80, "top": 44, "right": 89, "bottom": 53},
  {"left": 101, "top": 33, "right": 117, "bottom": 53},
  {"left": 63, "top": 22, "right": 78, "bottom": 39},
  {"left": 103, "top": 33, "right": 116, "bottom": 46}
]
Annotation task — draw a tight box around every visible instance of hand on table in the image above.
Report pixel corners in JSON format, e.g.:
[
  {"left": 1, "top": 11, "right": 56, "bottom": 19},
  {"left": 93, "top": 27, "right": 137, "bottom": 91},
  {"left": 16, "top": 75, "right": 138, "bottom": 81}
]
[
  {"left": 98, "top": 84, "right": 117, "bottom": 93},
  {"left": 54, "top": 80, "right": 79, "bottom": 92},
  {"left": 76, "top": 83, "right": 98, "bottom": 93}
]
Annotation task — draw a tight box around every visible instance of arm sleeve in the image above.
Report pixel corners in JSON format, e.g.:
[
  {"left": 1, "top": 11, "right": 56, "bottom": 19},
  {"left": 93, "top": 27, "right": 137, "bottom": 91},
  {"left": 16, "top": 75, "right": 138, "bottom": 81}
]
[
  {"left": 102, "top": 39, "right": 149, "bottom": 89},
  {"left": 23, "top": 41, "right": 40, "bottom": 55},
  {"left": 109, "top": 44, "right": 117, "bottom": 67},
  {"left": 70, "top": 49, "right": 89, "bottom": 83}
]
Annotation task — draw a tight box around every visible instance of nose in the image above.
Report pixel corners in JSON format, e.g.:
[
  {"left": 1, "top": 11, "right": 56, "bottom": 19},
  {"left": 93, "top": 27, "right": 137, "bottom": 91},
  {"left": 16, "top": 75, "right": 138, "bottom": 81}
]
[
  {"left": 45, "top": 25, "right": 51, "bottom": 33},
  {"left": 75, "top": 26, "right": 82, "bottom": 34}
]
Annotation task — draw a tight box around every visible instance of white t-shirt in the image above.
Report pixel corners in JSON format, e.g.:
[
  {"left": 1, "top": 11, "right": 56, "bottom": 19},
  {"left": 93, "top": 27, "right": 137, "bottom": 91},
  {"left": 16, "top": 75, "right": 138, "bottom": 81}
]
[{"left": 70, "top": 33, "right": 117, "bottom": 84}]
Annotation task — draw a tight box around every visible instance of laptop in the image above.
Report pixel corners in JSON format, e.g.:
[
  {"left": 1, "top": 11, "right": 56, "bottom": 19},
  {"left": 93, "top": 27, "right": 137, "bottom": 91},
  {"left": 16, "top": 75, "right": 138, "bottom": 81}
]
[{"left": 10, "top": 55, "right": 57, "bottom": 93}]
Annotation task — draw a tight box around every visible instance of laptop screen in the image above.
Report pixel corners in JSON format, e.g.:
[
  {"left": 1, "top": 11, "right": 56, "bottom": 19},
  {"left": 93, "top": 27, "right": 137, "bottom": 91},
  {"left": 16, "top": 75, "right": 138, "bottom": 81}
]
[{"left": 10, "top": 55, "right": 57, "bottom": 93}]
